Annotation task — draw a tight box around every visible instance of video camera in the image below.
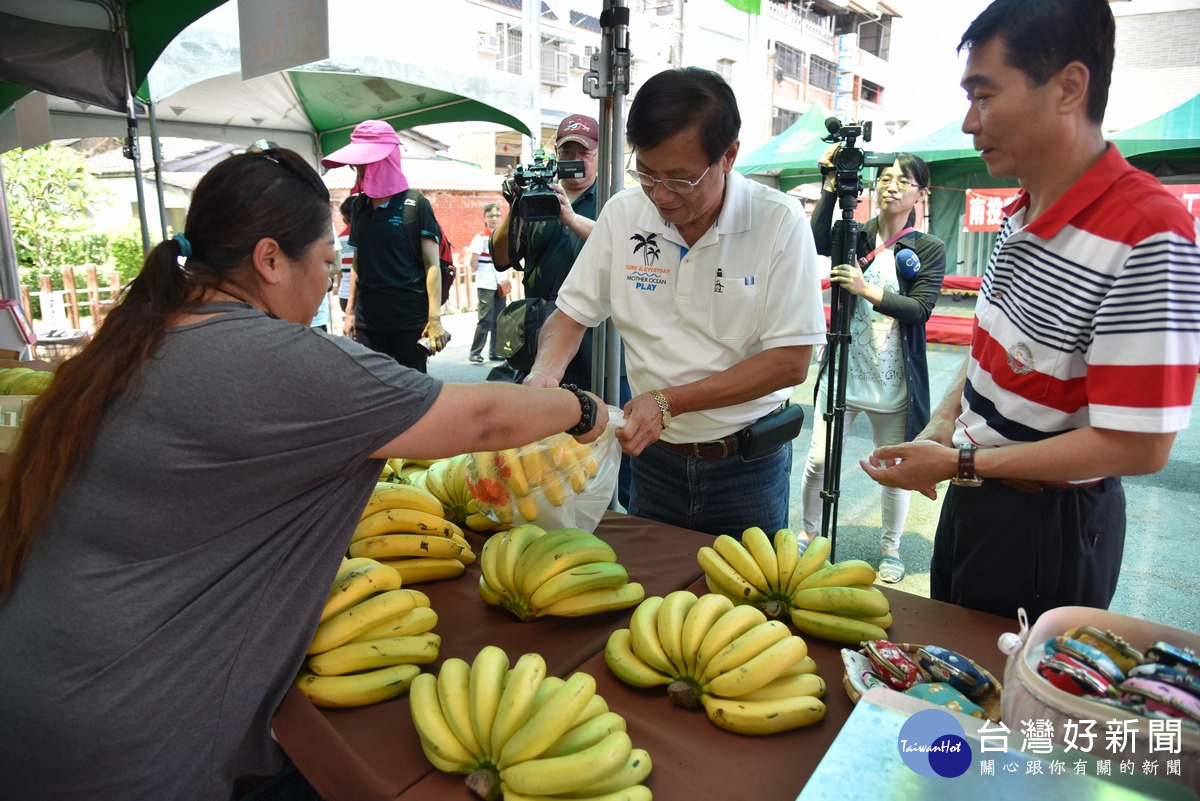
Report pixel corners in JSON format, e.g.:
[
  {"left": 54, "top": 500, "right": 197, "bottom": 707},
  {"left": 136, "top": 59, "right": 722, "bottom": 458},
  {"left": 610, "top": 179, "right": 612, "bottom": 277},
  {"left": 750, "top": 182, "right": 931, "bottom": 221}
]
[
  {"left": 510, "top": 148, "right": 587, "bottom": 221},
  {"left": 822, "top": 118, "right": 897, "bottom": 205}
]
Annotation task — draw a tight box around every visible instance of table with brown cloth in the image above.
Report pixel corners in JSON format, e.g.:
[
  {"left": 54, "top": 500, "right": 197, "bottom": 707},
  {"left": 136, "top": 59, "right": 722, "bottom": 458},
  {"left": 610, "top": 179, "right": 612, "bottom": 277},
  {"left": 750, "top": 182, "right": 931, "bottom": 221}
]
[{"left": 271, "top": 511, "right": 1014, "bottom": 801}]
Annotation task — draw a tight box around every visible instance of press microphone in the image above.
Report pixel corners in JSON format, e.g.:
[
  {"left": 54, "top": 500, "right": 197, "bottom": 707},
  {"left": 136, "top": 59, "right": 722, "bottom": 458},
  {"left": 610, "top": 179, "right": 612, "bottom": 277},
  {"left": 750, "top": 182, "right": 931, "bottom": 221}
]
[
  {"left": 895, "top": 248, "right": 921, "bottom": 280},
  {"left": 825, "top": 117, "right": 842, "bottom": 134}
]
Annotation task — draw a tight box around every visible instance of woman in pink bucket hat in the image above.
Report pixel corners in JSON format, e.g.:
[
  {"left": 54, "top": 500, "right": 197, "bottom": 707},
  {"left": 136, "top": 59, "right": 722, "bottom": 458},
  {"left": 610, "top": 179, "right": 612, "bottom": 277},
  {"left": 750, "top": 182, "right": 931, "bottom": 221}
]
[{"left": 323, "top": 120, "right": 448, "bottom": 371}]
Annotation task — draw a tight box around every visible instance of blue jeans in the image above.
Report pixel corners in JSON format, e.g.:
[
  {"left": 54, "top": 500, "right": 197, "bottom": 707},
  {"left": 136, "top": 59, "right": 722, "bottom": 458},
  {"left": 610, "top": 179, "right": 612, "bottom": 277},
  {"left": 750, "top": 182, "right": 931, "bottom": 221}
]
[{"left": 628, "top": 440, "right": 792, "bottom": 536}]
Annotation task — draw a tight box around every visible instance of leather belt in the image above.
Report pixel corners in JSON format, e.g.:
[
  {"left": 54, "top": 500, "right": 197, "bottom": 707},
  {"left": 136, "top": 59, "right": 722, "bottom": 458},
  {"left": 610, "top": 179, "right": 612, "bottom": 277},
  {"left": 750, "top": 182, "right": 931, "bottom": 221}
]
[
  {"left": 657, "top": 434, "right": 739, "bottom": 460},
  {"left": 999, "top": 478, "right": 1104, "bottom": 494}
]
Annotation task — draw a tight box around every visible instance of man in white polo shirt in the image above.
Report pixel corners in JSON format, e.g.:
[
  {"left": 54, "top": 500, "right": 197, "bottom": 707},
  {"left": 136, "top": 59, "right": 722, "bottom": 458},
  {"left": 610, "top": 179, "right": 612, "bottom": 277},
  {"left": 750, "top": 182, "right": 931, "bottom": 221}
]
[{"left": 524, "top": 68, "right": 826, "bottom": 535}]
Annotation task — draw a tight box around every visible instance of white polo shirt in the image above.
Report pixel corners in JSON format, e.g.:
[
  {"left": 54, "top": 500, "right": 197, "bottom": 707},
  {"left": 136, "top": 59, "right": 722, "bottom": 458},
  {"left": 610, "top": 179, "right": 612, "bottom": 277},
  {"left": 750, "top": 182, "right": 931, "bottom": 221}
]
[{"left": 556, "top": 170, "right": 826, "bottom": 443}]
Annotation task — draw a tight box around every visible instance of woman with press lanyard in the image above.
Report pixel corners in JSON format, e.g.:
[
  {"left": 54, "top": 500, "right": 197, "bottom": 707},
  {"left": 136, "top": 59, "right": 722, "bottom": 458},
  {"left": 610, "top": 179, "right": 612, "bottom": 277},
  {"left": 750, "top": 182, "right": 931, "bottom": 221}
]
[
  {"left": 799, "top": 148, "right": 946, "bottom": 583},
  {"left": 0, "top": 148, "right": 606, "bottom": 800}
]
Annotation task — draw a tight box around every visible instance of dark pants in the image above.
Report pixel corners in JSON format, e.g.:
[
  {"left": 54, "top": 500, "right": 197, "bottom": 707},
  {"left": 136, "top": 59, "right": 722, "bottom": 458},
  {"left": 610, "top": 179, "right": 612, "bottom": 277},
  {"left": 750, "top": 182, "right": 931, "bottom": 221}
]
[
  {"left": 355, "top": 327, "right": 428, "bottom": 373},
  {"left": 470, "top": 288, "right": 506, "bottom": 359},
  {"left": 931, "top": 478, "right": 1126, "bottom": 622}
]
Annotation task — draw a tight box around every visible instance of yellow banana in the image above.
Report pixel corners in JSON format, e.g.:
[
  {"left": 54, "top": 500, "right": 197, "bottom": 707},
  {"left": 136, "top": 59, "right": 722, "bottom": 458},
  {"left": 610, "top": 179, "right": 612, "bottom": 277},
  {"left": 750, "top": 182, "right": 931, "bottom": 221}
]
[
  {"left": 792, "top": 585, "right": 891, "bottom": 617},
  {"left": 469, "top": 645, "right": 509, "bottom": 760},
  {"left": 504, "top": 786, "right": 650, "bottom": 801},
  {"left": 782, "top": 655, "right": 820, "bottom": 676},
  {"left": 498, "top": 672, "right": 597, "bottom": 768},
  {"left": 740, "top": 527, "right": 780, "bottom": 592},
  {"left": 518, "top": 447, "right": 548, "bottom": 486},
  {"left": 679, "top": 592, "right": 736, "bottom": 679},
  {"left": 479, "top": 533, "right": 509, "bottom": 600},
  {"left": 490, "top": 652, "right": 547, "bottom": 757},
  {"left": 700, "top": 693, "right": 827, "bottom": 735},
  {"left": 517, "top": 534, "right": 617, "bottom": 601},
  {"left": 294, "top": 663, "right": 420, "bottom": 708},
  {"left": 528, "top": 676, "right": 566, "bottom": 716},
  {"left": 516, "top": 494, "right": 539, "bottom": 522},
  {"left": 320, "top": 561, "right": 402, "bottom": 623},
  {"left": 572, "top": 692, "right": 609, "bottom": 728},
  {"left": 560, "top": 748, "right": 652, "bottom": 798},
  {"left": 499, "top": 730, "right": 632, "bottom": 797},
  {"left": 478, "top": 574, "right": 506, "bottom": 607},
  {"left": 348, "top": 605, "right": 438, "bottom": 642},
  {"left": 409, "top": 672, "right": 479, "bottom": 772},
  {"left": 307, "top": 632, "right": 441, "bottom": 676},
  {"left": 309, "top": 588, "right": 429, "bottom": 654},
  {"left": 788, "top": 535, "right": 832, "bottom": 595},
  {"left": 538, "top": 582, "right": 645, "bottom": 618},
  {"left": 352, "top": 508, "right": 465, "bottom": 543},
  {"left": 542, "top": 473, "right": 567, "bottom": 507},
  {"left": 496, "top": 448, "right": 532, "bottom": 497},
  {"left": 702, "top": 633, "right": 808, "bottom": 698},
  {"left": 465, "top": 511, "right": 505, "bottom": 531},
  {"left": 379, "top": 462, "right": 395, "bottom": 481},
  {"left": 736, "top": 671, "right": 827, "bottom": 703},
  {"left": 795, "top": 559, "right": 878, "bottom": 591},
  {"left": 514, "top": 528, "right": 592, "bottom": 590},
  {"left": 841, "top": 610, "right": 895, "bottom": 629},
  {"left": 331, "top": 556, "right": 383, "bottom": 586},
  {"left": 789, "top": 607, "right": 889, "bottom": 645},
  {"left": 360, "top": 484, "right": 444, "bottom": 520},
  {"left": 377, "top": 556, "right": 466, "bottom": 585},
  {"left": 626, "top": 596, "right": 675, "bottom": 676},
  {"left": 423, "top": 458, "right": 451, "bottom": 503},
  {"left": 529, "top": 562, "right": 629, "bottom": 612},
  {"left": 713, "top": 534, "right": 771, "bottom": 595},
  {"left": 694, "top": 605, "right": 770, "bottom": 679},
  {"left": 697, "top": 546, "right": 767, "bottom": 604},
  {"left": 348, "top": 533, "right": 470, "bottom": 562},
  {"left": 436, "top": 657, "right": 483, "bottom": 758},
  {"left": 701, "top": 619, "right": 793, "bottom": 682},
  {"left": 496, "top": 524, "right": 547, "bottom": 600},
  {"left": 540, "top": 710, "right": 627, "bottom": 759},
  {"left": 703, "top": 574, "right": 742, "bottom": 604},
  {"left": 604, "top": 628, "right": 674, "bottom": 688},
  {"left": 655, "top": 590, "right": 697, "bottom": 677},
  {"left": 773, "top": 528, "right": 800, "bottom": 597}
]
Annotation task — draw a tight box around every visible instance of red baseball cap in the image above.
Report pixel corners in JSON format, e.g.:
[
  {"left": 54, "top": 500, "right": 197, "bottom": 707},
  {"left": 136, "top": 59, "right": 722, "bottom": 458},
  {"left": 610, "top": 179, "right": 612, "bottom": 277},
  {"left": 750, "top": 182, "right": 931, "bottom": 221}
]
[
  {"left": 555, "top": 114, "right": 599, "bottom": 150},
  {"left": 321, "top": 120, "right": 401, "bottom": 167}
]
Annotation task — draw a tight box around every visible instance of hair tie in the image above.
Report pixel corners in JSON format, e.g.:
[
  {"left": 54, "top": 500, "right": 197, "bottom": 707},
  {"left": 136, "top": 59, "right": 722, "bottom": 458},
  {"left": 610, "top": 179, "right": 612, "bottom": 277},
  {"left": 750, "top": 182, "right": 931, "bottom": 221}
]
[{"left": 172, "top": 233, "right": 193, "bottom": 258}]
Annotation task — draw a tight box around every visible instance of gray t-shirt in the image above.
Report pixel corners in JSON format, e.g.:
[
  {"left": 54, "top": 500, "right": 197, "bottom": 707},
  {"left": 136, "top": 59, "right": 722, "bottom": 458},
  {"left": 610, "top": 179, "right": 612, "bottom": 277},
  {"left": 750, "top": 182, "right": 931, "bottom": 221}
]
[{"left": 0, "top": 303, "right": 440, "bottom": 799}]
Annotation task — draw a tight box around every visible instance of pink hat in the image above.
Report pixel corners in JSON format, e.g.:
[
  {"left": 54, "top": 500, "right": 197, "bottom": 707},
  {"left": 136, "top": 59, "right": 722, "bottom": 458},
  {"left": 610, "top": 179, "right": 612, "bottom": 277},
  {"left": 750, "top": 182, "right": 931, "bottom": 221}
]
[
  {"left": 321, "top": 120, "right": 401, "bottom": 167},
  {"left": 322, "top": 120, "right": 409, "bottom": 198},
  {"left": 556, "top": 114, "right": 599, "bottom": 150}
]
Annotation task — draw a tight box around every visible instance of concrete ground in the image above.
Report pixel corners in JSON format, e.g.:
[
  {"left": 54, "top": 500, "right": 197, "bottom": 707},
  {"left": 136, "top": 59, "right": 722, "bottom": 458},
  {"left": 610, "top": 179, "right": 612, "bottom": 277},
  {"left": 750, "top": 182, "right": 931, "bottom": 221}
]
[{"left": 420, "top": 299, "right": 1198, "bottom": 635}]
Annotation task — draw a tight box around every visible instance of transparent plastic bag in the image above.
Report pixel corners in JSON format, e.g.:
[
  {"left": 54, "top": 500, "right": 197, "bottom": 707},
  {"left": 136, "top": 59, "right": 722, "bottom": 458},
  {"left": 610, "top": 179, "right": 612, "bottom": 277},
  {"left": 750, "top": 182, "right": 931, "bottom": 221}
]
[{"left": 466, "top": 408, "right": 621, "bottom": 533}]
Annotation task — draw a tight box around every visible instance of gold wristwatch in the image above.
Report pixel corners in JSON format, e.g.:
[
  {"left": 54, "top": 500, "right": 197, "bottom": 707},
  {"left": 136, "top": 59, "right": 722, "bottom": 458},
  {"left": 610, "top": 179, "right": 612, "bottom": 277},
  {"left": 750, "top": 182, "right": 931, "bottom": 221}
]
[
  {"left": 950, "top": 443, "right": 983, "bottom": 487},
  {"left": 650, "top": 389, "right": 672, "bottom": 430}
]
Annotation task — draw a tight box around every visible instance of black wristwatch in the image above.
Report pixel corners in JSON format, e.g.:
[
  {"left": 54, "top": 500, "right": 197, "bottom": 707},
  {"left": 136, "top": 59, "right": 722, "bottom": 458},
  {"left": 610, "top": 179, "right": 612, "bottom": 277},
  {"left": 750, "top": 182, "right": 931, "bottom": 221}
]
[
  {"left": 561, "top": 384, "right": 597, "bottom": 436},
  {"left": 950, "top": 443, "right": 983, "bottom": 487}
]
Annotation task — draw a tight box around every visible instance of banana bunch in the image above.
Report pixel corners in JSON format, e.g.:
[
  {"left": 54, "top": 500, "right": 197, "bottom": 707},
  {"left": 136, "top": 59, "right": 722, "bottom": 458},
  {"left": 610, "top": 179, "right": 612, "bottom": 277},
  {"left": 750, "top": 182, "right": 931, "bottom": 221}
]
[
  {"left": 379, "top": 457, "right": 406, "bottom": 483},
  {"left": 410, "top": 646, "right": 652, "bottom": 801},
  {"left": 404, "top": 454, "right": 479, "bottom": 526},
  {"left": 294, "top": 557, "right": 441, "bottom": 707},
  {"left": 698, "top": 529, "right": 894, "bottom": 645},
  {"left": 349, "top": 483, "right": 476, "bottom": 584},
  {"left": 467, "top": 433, "right": 601, "bottom": 527},
  {"left": 477, "top": 523, "right": 645, "bottom": 622},
  {"left": 604, "top": 590, "right": 827, "bottom": 735}
]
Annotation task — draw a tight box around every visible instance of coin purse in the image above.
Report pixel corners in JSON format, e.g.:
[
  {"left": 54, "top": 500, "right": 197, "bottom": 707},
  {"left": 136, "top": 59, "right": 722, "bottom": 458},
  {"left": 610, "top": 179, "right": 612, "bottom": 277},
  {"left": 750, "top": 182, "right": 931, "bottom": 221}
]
[
  {"left": 1037, "top": 653, "right": 1115, "bottom": 698},
  {"left": 915, "top": 645, "right": 992, "bottom": 698},
  {"left": 1128, "top": 662, "right": 1200, "bottom": 697},
  {"left": 841, "top": 648, "right": 890, "bottom": 697},
  {"left": 1145, "top": 641, "right": 1200, "bottom": 680},
  {"left": 904, "top": 681, "right": 987, "bottom": 718},
  {"left": 1118, "top": 676, "right": 1200, "bottom": 724},
  {"left": 864, "top": 639, "right": 925, "bottom": 691},
  {"left": 1065, "top": 625, "right": 1145, "bottom": 674},
  {"left": 1045, "top": 635, "right": 1126, "bottom": 684}
]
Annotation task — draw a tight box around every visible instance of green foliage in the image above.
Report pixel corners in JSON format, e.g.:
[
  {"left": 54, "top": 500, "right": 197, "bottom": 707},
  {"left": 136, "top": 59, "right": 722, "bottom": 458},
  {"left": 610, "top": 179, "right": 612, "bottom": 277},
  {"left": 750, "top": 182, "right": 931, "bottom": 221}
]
[{"left": 108, "top": 223, "right": 147, "bottom": 284}]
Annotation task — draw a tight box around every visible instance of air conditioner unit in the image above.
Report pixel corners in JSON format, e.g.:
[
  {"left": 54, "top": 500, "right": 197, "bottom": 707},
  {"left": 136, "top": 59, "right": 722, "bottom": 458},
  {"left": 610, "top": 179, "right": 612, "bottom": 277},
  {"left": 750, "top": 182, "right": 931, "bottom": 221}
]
[{"left": 478, "top": 33, "right": 501, "bottom": 52}]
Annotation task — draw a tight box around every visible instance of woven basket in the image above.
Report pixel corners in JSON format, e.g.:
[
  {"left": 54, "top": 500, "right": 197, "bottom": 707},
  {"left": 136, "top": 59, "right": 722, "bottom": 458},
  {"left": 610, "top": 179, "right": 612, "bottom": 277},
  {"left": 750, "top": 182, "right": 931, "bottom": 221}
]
[{"left": 842, "top": 642, "right": 1004, "bottom": 723}]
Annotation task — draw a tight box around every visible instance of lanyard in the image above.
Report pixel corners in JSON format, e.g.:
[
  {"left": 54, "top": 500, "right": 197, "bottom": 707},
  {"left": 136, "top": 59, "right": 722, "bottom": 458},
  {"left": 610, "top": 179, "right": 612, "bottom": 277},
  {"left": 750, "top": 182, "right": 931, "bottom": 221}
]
[{"left": 859, "top": 226, "right": 917, "bottom": 267}]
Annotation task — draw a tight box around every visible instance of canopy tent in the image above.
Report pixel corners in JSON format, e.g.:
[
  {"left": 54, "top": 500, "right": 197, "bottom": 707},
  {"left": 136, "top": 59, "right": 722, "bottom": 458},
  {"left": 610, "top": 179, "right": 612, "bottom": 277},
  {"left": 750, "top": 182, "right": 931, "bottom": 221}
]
[
  {"left": 734, "top": 104, "right": 833, "bottom": 191},
  {"left": 1109, "top": 91, "right": 1200, "bottom": 178}
]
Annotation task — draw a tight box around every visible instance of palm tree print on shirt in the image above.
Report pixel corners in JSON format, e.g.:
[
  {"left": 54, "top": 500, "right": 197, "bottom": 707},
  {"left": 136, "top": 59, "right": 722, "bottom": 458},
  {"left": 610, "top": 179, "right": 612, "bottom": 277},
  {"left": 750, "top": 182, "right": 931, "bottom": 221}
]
[{"left": 631, "top": 233, "right": 660, "bottom": 266}]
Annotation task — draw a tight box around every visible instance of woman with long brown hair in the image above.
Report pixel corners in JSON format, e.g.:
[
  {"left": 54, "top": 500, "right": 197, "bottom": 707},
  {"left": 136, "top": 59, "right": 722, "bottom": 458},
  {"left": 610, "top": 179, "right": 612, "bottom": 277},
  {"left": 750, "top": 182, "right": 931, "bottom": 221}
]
[{"left": 0, "top": 148, "right": 605, "bottom": 800}]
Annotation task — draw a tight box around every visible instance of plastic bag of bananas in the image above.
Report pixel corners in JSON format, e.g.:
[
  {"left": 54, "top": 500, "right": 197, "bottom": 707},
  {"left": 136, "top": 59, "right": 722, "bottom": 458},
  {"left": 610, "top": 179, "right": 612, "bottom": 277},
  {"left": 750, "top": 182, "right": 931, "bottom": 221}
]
[
  {"left": 410, "top": 646, "right": 653, "bottom": 801},
  {"left": 466, "top": 417, "right": 620, "bottom": 534},
  {"left": 697, "top": 529, "right": 894, "bottom": 644},
  {"left": 604, "top": 589, "right": 828, "bottom": 735},
  {"left": 293, "top": 557, "right": 442, "bottom": 708}
]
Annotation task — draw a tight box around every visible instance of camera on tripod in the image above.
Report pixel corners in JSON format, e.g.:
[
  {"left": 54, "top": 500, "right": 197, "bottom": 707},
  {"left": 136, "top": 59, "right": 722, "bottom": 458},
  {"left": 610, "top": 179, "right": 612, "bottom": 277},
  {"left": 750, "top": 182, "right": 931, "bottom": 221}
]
[
  {"left": 822, "top": 118, "right": 896, "bottom": 192},
  {"left": 511, "top": 148, "right": 587, "bottom": 221}
]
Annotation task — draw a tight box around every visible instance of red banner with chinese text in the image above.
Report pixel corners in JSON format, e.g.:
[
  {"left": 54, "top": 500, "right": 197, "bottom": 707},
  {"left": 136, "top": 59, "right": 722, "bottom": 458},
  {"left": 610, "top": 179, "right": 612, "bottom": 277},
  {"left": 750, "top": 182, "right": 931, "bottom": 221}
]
[{"left": 963, "top": 188, "right": 1021, "bottom": 232}]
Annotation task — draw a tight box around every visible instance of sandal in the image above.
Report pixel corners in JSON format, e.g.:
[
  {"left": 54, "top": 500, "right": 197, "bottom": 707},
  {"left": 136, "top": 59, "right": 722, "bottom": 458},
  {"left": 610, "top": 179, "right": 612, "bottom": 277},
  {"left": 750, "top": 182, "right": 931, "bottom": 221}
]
[{"left": 878, "top": 555, "right": 906, "bottom": 584}]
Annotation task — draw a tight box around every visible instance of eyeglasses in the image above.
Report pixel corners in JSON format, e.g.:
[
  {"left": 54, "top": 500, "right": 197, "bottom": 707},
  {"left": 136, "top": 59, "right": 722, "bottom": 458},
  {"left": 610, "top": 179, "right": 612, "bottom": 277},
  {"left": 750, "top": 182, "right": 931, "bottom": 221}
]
[
  {"left": 875, "top": 175, "right": 916, "bottom": 191},
  {"left": 252, "top": 149, "right": 329, "bottom": 199},
  {"left": 626, "top": 163, "right": 712, "bottom": 194},
  {"left": 558, "top": 148, "right": 596, "bottom": 161}
]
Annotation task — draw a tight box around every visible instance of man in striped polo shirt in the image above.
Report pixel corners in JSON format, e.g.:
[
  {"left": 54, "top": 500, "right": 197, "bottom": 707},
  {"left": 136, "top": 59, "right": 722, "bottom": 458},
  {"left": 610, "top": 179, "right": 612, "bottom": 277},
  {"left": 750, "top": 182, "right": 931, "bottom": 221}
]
[{"left": 862, "top": 0, "right": 1200, "bottom": 621}]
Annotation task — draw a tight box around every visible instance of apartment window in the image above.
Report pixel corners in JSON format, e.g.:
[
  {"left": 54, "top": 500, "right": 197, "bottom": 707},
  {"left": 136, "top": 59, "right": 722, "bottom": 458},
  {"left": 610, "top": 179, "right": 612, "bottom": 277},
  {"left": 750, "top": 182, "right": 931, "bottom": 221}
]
[
  {"left": 716, "top": 58, "right": 734, "bottom": 83},
  {"left": 542, "top": 43, "right": 569, "bottom": 86},
  {"left": 858, "top": 17, "right": 892, "bottom": 60},
  {"left": 861, "top": 79, "right": 882, "bottom": 105},
  {"left": 775, "top": 43, "right": 805, "bottom": 81},
  {"left": 772, "top": 108, "right": 799, "bottom": 136},
  {"left": 497, "top": 24, "right": 523, "bottom": 76},
  {"left": 809, "top": 55, "right": 836, "bottom": 92}
]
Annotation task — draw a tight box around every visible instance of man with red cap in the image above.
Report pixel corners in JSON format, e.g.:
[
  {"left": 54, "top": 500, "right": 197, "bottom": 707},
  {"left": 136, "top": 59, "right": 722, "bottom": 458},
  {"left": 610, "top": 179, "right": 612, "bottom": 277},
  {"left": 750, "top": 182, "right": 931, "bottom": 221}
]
[{"left": 322, "top": 120, "right": 449, "bottom": 372}]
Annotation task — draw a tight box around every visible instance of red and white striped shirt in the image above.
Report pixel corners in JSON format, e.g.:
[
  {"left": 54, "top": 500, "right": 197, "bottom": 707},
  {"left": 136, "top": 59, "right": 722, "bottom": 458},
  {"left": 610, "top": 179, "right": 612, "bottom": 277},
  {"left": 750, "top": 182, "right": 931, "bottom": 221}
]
[{"left": 957, "top": 145, "right": 1200, "bottom": 458}]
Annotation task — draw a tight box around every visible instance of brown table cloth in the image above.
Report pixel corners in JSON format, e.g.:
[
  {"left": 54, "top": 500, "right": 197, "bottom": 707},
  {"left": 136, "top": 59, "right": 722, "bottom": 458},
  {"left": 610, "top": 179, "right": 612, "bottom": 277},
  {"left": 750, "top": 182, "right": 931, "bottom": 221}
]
[{"left": 271, "top": 512, "right": 1014, "bottom": 801}]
